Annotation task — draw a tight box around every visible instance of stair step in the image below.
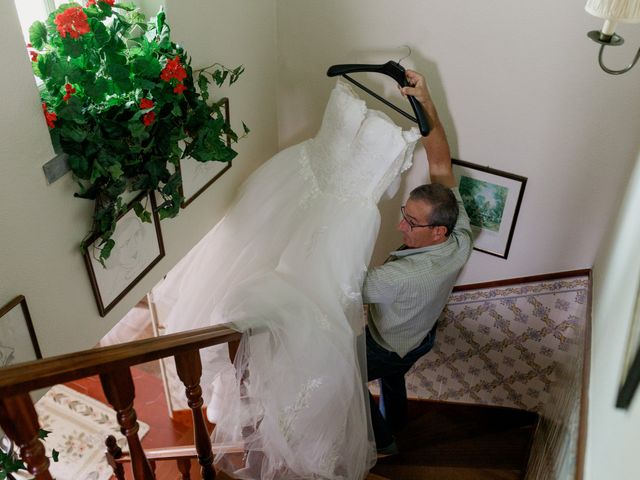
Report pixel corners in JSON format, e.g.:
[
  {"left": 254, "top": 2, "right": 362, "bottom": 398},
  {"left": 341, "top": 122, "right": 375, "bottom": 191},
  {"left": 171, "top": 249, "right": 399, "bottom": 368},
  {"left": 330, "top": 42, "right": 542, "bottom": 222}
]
[
  {"left": 371, "top": 399, "right": 538, "bottom": 479},
  {"left": 370, "top": 465, "right": 521, "bottom": 480}
]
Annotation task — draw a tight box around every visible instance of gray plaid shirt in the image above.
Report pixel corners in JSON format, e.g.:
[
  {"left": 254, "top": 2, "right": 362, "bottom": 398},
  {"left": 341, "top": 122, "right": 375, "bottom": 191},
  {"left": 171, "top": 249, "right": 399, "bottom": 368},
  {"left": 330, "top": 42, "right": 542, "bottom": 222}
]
[{"left": 363, "top": 188, "right": 472, "bottom": 357}]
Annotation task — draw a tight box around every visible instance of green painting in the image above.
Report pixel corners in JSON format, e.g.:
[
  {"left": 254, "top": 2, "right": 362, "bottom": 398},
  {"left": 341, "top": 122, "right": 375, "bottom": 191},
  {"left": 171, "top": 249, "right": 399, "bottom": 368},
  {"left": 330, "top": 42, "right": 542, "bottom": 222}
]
[{"left": 459, "top": 176, "right": 508, "bottom": 232}]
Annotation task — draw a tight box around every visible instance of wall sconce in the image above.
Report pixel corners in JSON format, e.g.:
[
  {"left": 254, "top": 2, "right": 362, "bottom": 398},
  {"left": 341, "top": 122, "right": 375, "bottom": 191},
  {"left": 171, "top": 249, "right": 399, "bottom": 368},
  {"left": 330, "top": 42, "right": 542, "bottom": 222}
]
[{"left": 586, "top": 0, "right": 640, "bottom": 74}]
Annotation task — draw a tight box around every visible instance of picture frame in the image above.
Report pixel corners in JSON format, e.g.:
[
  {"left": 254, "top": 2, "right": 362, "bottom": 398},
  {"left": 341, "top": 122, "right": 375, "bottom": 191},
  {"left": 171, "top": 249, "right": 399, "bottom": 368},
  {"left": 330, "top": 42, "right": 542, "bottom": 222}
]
[
  {"left": 451, "top": 159, "right": 527, "bottom": 259},
  {"left": 83, "top": 192, "right": 165, "bottom": 317},
  {"left": 616, "top": 278, "right": 640, "bottom": 409},
  {"left": 0, "top": 295, "right": 42, "bottom": 367},
  {"left": 179, "top": 97, "right": 233, "bottom": 208}
]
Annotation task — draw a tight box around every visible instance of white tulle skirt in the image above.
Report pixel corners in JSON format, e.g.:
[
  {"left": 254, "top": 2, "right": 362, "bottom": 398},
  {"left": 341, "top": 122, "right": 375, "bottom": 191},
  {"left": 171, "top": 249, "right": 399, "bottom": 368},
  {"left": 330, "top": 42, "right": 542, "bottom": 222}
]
[{"left": 155, "top": 141, "right": 378, "bottom": 479}]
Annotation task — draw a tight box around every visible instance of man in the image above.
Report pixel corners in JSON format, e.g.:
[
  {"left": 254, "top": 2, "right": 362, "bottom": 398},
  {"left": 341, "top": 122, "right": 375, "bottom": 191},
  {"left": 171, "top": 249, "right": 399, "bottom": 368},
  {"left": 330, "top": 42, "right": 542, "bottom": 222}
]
[{"left": 363, "top": 70, "right": 473, "bottom": 454}]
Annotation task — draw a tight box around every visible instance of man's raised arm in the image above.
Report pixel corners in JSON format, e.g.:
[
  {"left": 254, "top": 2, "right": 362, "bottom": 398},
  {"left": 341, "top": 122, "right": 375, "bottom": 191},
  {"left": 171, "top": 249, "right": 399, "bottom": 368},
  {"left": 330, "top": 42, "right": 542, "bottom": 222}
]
[{"left": 401, "top": 70, "right": 456, "bottom": 188}]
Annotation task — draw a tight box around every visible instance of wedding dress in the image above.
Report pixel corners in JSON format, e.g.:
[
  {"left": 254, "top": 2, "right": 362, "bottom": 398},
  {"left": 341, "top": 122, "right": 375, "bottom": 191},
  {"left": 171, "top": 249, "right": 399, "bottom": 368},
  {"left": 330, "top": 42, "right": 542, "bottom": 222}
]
[{"left": 155, "top": 81, "right": 420, "bottom": 479}]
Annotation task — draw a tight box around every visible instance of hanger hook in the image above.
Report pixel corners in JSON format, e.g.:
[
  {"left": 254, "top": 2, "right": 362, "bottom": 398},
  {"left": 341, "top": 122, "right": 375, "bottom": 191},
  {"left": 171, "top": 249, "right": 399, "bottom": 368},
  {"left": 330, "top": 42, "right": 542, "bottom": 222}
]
[{"left": 397, "top": 45, "right": 412, "bottom": 65}]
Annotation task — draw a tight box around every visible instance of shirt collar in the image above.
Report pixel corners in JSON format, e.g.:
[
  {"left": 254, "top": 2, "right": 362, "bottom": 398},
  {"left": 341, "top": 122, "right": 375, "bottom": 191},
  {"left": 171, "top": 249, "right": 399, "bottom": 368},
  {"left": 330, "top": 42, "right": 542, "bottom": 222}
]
[{"left": 390, "top": 236, "right": 454, "bottom": 257}]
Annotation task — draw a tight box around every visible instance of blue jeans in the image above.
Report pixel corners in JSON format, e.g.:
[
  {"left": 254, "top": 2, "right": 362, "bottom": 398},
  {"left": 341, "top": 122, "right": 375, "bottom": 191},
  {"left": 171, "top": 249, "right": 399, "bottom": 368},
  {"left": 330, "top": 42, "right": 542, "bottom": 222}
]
[{"left": 366, "top": 324, "right": 436, "bottom": 448}]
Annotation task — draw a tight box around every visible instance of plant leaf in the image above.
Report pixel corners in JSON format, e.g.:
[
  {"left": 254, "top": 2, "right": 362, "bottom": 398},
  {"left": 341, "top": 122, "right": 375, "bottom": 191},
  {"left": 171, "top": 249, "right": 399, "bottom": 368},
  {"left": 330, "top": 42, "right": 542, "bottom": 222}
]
[
  {"left": 131, "top": 55, "right": 161, "bottom": 78},
  {"left": 156, "top": 10, "right": 166, "bottom": 33},
  {"left": 51, "top": 449, "right": 60, "bottom": 462},
  {"left": 132, "top": 202, "right": 152, "bottom": 223},
  {"left": 99, "top": 239, "right": 116, "bottom": 265},
  {"left": 68, "top": 154, "right": 90, "bottom": 179},
  {"left": 90, "top": 18, "right": 110, "bottom": 47},
  {"left": 112, "top": 2, "right": 136, "bottom": 11},
  {"left": 0, "top": 449, "right": 26, "bottom": 474},
  {"left": 197, "top": 74, "right": 210, "bottom": 102},
  {"left": 106, "top": 61, "right": 132, "bottom": 91},
  {"left": 29, "top": 21, "right": 47, "bottom": 50}
]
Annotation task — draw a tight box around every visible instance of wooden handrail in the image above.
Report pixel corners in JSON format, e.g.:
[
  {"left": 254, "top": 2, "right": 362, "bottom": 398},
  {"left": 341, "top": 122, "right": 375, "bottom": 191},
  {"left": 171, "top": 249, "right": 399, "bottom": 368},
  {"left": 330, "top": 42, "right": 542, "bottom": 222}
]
[
  {"left": 0, "top": 323, "right": 243, "bottom": 480},
  {"left": 0, "top": 324, "right": 242, "bottom": 396}
]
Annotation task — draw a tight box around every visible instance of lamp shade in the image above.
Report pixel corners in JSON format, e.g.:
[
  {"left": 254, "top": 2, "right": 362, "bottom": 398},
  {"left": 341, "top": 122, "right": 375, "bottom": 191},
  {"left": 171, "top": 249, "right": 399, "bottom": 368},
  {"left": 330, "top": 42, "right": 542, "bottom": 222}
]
[
  {"left": 586, "top": 0, "right": 640, "bottom": 36},
  {"left": 585, "top": 0, "right": 640, "bottom": 22}
]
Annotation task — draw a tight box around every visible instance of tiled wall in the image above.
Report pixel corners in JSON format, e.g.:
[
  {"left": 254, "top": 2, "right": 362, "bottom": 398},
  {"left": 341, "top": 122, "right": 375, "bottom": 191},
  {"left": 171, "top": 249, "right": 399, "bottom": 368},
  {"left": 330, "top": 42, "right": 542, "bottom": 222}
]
[{"left": 402, "top": 277, "right": 588, "bottom": 412}]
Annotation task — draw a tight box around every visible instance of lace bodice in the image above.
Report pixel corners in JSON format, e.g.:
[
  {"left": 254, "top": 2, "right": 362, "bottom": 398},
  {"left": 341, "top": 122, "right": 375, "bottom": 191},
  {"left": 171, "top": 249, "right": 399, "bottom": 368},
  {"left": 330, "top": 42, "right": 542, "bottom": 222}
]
[{"left": 304, "top": 81, "right": 420, "bottom": 203}]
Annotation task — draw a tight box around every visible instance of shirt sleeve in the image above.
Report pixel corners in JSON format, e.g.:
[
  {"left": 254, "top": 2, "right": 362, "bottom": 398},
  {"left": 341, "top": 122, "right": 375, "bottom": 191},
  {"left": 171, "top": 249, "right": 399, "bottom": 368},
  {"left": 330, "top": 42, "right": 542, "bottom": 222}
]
[
  {"left": 362, "top": 263, "right": 400, "bottom": 304},
  {"left": 451, "top": 187, "right": 473, "bottom": 241}
]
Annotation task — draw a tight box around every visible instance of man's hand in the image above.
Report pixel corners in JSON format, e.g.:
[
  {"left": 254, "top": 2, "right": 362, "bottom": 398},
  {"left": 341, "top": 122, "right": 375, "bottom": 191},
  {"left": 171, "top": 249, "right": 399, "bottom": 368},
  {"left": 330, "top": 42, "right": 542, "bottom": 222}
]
[
  {"left": 400, "top": 70, "right": 456, "bottom": 188},
  {"left": 401, "top": 70, "right": 435, "bottom": 112}
]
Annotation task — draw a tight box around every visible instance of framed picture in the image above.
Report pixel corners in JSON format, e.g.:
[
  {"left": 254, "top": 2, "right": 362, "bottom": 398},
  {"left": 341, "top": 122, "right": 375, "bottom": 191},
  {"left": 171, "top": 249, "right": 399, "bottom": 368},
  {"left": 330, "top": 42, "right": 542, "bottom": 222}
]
[
  {"left": 616, "top": 278, "right": 640, "bottom": 409},
  {"left": 0, "top": 295, "right": 42, "bottom": 367},
  {"left": 451, "top": 159, "right": 527, "bottom": 259},
  {"left": 83, "top": 192, "right": 165, "bottom": 317},
  {"left": 179, "top": 97, "right": 233, "bottom": 208}
]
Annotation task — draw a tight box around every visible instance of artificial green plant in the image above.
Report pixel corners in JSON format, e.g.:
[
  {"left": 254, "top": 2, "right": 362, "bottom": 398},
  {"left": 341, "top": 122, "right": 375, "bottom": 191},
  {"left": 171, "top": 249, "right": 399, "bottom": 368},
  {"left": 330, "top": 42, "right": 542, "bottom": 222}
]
[{"left": 28, "top": 0, "right": 247, "bottom": 262}]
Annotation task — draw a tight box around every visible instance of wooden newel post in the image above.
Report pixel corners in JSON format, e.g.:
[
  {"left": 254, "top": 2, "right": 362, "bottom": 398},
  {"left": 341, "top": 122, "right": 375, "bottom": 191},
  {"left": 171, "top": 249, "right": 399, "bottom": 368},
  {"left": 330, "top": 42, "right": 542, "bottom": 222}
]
[
  {"left": 0, "top": 394, "right": 53, "bottom": 480},
  {"left": 100, "top": 366, "right": 154, "bottom": 480},
  {"left": 174, "top": 349, "right": 216, "bottom": 480}
]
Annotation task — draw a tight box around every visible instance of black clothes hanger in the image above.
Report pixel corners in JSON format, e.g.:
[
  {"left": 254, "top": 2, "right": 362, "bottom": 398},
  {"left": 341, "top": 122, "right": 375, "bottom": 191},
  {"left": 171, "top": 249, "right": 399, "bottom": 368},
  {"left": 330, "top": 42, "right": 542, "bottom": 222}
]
[{"left": 326, "top": 61, "right": 430, "bottom": 136}]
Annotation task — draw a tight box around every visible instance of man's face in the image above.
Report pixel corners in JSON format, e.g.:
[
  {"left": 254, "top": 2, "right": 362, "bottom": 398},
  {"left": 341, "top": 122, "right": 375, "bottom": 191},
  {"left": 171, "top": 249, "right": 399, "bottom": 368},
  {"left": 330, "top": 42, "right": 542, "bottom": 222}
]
[{"left": 398, "top": 198, "right": 444, "bottom": 248}]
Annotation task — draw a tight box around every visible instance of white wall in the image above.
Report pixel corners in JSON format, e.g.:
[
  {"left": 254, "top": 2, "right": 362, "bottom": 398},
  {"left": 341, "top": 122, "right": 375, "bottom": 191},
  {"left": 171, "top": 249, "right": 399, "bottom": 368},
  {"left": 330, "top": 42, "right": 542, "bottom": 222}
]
[
  {"left": 588, "top": 153, "right": 640, "bottom": 480},
  {"left": 276, "top": 0, "right": 640, "bottom": 284},
  {"left": 0, "top": 0, "right": 278, "bottom": 357}
]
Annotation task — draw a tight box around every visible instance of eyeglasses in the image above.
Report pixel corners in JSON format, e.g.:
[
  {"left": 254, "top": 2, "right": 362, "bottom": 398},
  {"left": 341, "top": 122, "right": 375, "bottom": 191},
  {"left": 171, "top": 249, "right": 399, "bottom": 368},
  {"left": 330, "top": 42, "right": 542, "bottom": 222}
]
[{"left": 400, "top": 206, "right": 438, "bottom": 231}]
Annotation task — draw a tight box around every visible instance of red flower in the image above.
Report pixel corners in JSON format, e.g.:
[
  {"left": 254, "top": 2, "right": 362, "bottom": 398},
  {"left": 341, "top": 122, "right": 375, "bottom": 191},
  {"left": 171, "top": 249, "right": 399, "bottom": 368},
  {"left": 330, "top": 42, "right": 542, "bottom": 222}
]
[
  {"left": 55, "top": 7, "right": 90, "bottom": 39},
  {"left": 27, "top": 43, "right": 38, "bottom": 62},
  {"left": 139, "top": 98, "right": 154, "bottom": 109},
  {"left": 63, "top": 83, "right": 76, "bottom": 102},
  {"left": 42, "top": 103, "right": 57, "bottom": 129},
  {"left": 173, "top": 83, "right": 186, "bottom": 94},
  {"left": 160, "top": 57, "right": 187, "bottom": 83},
  {"left": 142, "top": 111, "right": 156, "bottom": 126}
]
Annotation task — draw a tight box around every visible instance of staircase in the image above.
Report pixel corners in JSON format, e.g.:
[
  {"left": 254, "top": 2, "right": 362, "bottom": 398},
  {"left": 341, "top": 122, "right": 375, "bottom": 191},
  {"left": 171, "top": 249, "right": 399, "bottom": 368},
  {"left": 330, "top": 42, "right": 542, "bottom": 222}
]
[
  {"left": 0, "top": 325, "right": 538, "bottom": 480},
  {"left": 123, "top": 398, "right": 537, "bottom": 480}
]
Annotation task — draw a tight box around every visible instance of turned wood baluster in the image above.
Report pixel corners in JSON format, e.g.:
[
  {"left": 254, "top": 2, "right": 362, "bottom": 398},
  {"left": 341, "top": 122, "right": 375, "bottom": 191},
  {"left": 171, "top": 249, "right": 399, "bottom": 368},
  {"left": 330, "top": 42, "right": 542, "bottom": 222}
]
[
  {"left": 100, "top": 367, "right": 154, "bottom": 480},
  {"left": 174, "top": 350, "right": 216, "bottom": 480},
  {"left": 177, "top": 457, "right": 192, "bottom": 480},
  {"left": 105, "top": 435, "right": 126, "bottom": 480},
  {"left": 0, "top": 394, "right": 52, "bottom": 480}
]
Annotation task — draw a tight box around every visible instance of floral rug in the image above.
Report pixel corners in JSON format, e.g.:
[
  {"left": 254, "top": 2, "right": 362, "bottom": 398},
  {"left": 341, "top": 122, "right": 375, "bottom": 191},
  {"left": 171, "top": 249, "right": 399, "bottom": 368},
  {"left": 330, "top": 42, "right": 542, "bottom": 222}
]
[{"left": 28, "top": 384, "right": 150, "bottom": 480}]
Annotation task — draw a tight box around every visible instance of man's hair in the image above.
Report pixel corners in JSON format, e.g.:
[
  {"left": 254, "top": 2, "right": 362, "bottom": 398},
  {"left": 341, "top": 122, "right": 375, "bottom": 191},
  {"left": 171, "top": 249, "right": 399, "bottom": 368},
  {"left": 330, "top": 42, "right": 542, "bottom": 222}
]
[{"left": 409, "top": 184, "right": 458, "bottom": 236}]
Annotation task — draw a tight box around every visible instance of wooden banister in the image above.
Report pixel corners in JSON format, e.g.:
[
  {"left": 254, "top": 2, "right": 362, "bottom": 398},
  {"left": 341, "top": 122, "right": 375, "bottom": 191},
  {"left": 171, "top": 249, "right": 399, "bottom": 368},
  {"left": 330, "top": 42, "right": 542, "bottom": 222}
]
[
  {"left": 0, "top": 324, "right": 243, "bottom": 480},
  {"left": 0, "top": 324, "right": 242, "bottom": 396}
]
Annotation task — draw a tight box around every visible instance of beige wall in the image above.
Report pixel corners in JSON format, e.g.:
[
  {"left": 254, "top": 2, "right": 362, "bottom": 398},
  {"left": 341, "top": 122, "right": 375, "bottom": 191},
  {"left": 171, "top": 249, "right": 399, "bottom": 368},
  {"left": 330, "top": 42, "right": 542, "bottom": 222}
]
[
  {"left": 0, "top": 0, "right": 278, "bottom": 357},
  {"left": 589, "top": 154, "right": 640, "bottom": 480},
  {"left": 276, "top": 0, "right": 640, "bottom": 284}
]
